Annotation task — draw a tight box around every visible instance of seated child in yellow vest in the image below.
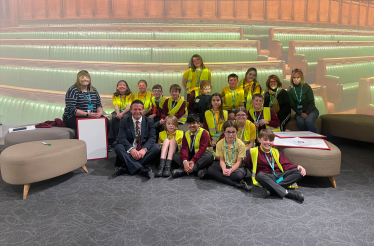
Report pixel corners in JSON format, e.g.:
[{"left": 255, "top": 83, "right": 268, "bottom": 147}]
[
  {"left": 134, "top": 79, "right": 153, "bottom": 117},
  {"left": 203, "top": 93, "right": 228, "bottom": 148},
  {"left": 156, "top": 115, "right": 183, "bottom": 178},
  {"left": 220, "top": 73, "right": 245, "bottom": 120},
  {"left": 172, "top": 114, "right": 214, "bottom": 178},
  {"left": 192, "top": 80, "right": 212, "bottom": 122},
  {"left": 248, "top": 94, "right": 280, "bottom": 139},
  {"left": 207, "top": 120, "right": 252, "bottom": 191},
  {"left": 160, "top": 84, "right": 188, "bottom": 125},
  {"left": 239, "top": 67, "right": 263, "bottom": 110},
  {"left": 112, "top": 80, "right": 134, "bottom": 145},
  {"left": 234, "top": 107, "right": 256, "bottom": 154},
  {"left": 246, "top": 129, "right": 306, "bottom": 202}
]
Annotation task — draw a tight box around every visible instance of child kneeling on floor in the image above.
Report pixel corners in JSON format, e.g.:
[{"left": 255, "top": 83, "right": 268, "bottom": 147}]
[{"left": 246, "top": 129, "right": 306, "bottom": 202}]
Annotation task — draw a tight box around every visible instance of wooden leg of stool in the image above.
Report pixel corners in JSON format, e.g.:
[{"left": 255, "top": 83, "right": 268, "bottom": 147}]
[
  {"left": 81, "top": 165, "right": 88, "bottom": 173},
  {"left": 23, "top": 184, "right": 30, "bottom": 199},
  {"left": 329, "top": 177, "right": 337, "bottom": 189}
]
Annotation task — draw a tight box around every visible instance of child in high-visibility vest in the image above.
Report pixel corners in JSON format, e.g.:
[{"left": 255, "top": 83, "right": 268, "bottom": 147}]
[
  {"left": 234, "top": 107, "right": 256, "bottom": 154},
  {"left": 246, "top": 129, "right": 306, "bottom": 202},
  {"left": 221, "top": 73, "right": 245, "bottom": 120},
  {"left": 156, "top": 115, "right": 183, "bottom": 177},
  {"left": 239, "top": 67, "right": 262, "bottom": 110},
  {"left": 207, "top": 120, "right": 252, "bottom": 191},
  {"left": 134, "top": 80, "right": 153, "bottom": 116},
  {"left": 160, "top": 84, "right": 188, "bottom": 125}
]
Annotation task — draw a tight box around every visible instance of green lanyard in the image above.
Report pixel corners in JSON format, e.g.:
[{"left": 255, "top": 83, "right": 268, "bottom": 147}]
[
  {"left": 196, "top": 69, "right": 203, "bottom": 87},
  {"left": 133, "top": 121, "right": 140, "bottom": 138},
  {"left": 83, "top": 92, "right": 91, "bottom": 105},
  {"left": 212, "top": 110, "right": 220, "bottom": 133},
  {"left": 167, "top": 132, "right": 175, "bottom": 140},
  {"left": 264, "top": 148, "right": 278, "bottom": 178},
  {"left": 189, "top": 129, "right": 199, "bottom": 153},
  {"left": 171, "top": 97, "right": 179, "bottom": 109},
  {"left": 237, "top": 126, "right": 245, "bottom": 140},
  {"left": 225, "top": 138, "right": 237, "bottom": 167},
  {"left": 230, "top": 89, "right": 236, "bottom": 107},
  {"left": 269, "top": 88, "right": 279, "bottom": 108},
  {"left": 294, "top": 87, "right": 303, "bottom": 105}
]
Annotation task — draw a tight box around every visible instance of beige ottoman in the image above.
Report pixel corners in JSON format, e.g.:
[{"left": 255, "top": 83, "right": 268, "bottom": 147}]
[
  {"left": 278, "top": 140, "right": 341, "bottom": 188},
  {"left": 0, "top": 139, "right": 87, "bottom": 199}
]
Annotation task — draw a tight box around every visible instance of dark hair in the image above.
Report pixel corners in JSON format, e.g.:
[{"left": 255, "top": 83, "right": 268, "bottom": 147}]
[
  {"left": 152, "top": 84, "right": 163, "bottom": 91},
  {"left": 265, "top": 75, "right": 282, "bottom": 90},
  {"left": 189, "top": 54, "right": 206, "bottom": 72},
  {"left": 130, "top": 99, "right": 144, "bottom": 109},
  {"left": 252, "top": 94, "right": 264, "bottom": 101},
  {"left": 113, "top": 80, "right": 132, "bottom": 97},
  {"left": 138, "top": 80, "right": 148, "bottom": 87},
  {"left": 209, "top": 93, "right": 225, "bottom": 122},
  {"left": 170, "top": 84, "right": 182, "bottom": 92},
  {"left": 243, "top": 67, "right": 263, "bottom": 95},
  {"left": 187, "top": 113, "right": 200, "bottom": 124},
  {"left": 222, "top": 120, "right": 238, "bottom": 132},
  {"left": 258, "top": 129, "right": 275, "bottom": 141},
  {"left": 228, "top": 73, "right": 238, "bottom": 81}
]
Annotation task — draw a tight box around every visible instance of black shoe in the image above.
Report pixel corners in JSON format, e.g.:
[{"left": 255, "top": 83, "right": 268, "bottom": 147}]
[
  {"left": 138, "top": 167, "right": 154, "bottom": 179},
  {"left": 156, "top": 159, "right": 165, "bottom": 177},
  {"left": 162, "top": 160, "right": 172, "bottom": 177},
  {"left": 171, "top": 168, "right": 187, "bottom": 178},
  {"left": 115, "top": 165, "right": 128, "bottom": 176},
  {"left": 197, "top": 168, "right": 208, "bottom": 179},
  {"left": 236, "top": 180, "right": 252, "bottom": 192},
  {"left": 285, "top": 190, "right": 304, "bottom": 203},
  {"left": 111, "top": 141, "right": 118, "bottom": 148}
]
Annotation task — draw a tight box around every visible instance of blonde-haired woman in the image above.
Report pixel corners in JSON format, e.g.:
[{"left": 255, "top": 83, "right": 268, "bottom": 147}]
[
  {"left": 63, "top": 70, "right": 110, "bottom": 137},
  {"left": 287, "top": 69, "right": 319, "bottom": 133}
]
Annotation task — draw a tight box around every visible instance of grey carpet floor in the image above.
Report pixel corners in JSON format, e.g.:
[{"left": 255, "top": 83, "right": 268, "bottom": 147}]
[{"left": 0, "top": 136, "right": 373, "bottom": 246}]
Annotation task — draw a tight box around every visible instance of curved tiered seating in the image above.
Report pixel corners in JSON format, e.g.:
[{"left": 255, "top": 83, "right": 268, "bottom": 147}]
[
  {"left": 269, "top": 28, "right": 374, "bottom": 59},
  {"left": 287, "top": 41, "right": 374, "bottom": 75},
  {"left": 316, "top": 56, "right": 374, "bottom": 112}
]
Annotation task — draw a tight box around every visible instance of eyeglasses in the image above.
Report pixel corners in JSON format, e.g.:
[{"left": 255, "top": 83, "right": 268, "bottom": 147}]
[
  {"left": 225, "top": 131, "right": 237, "bottom": 135},
  {"left": 152, "top": 90, "right": 162, "bottom": 93},
  {"left": 236, "top": 114, "right": 247, "bottom": 118}
]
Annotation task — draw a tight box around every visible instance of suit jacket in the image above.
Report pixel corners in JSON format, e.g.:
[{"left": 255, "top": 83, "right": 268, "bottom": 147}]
[{"left": 117, "top": 116, "right": 156, "bottom": 151}]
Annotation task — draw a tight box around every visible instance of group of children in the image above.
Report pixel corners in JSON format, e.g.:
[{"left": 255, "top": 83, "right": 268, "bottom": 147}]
[{"left": 110, "top": 70, "right": 306, "bottom": 203}]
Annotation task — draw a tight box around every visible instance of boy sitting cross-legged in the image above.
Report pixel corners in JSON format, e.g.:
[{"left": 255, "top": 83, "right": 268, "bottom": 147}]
[{"left": 172, "top": 113, "right": 214, "bottom": 178}]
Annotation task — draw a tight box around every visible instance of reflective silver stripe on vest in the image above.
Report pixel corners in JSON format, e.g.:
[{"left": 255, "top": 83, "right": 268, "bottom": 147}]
[
  {"left": 267, "top": 126, "right": 277, "bottom": 131},
  {"left": 209, "top": 128, "right": 216, "bottom": 133},
  {"left": 243, "top": 141, "right": 250, "bottom": 145},
  {"left": 187, "top": 79, "right": 192, "bottom": 82},
  {"left": 251, "top": 172, "right": 256, "bottom": 178}
]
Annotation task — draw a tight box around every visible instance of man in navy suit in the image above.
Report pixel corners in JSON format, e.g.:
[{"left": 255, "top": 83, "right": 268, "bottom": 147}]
[{"left": 114, "top": 100, "right": 160, "bottom": 178}]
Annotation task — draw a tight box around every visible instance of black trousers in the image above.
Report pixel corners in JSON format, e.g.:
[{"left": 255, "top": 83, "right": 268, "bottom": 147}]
[
  {"left": 114, "top": 143, "right": 160, "bottom": 175},
  {"left": 172, "top": 152, "right": 214, "bottom": 173},
  {"left": 256, "top": 169, "right": 303, "bottom": 198},
  {"left": 63, "top": 115, "right": 110, "bottom": 139}
]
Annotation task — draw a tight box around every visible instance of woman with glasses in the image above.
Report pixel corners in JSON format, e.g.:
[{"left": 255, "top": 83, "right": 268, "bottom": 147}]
[
  {"left": 264, "top": 75, "right": 291, "bottom": 131},
  {"left": 234, "top": 107, "right": 256, "bottom": 154},
  {"left": 207, "top": 120, "right": 252, "bottom": 191},
  {"left": 63, "top": 70, "right": 110, "bottom": 138},
  {"left": 287, "top": 69, "right": 319, "bottom": 133}
]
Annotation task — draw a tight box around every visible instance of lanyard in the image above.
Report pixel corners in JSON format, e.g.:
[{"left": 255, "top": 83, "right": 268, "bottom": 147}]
[
  {"left": 230, "top": 89, "right": 236, "bottom": 107},
  {"left": 167, "top": 131, "right": 175, "bottom": 140},
  {"left": 269, "top": 87, "right": 279, "bottom": 107},
  {"left": 133, "top": 121, "right": 140, "bottom": 138},
  {"left": 225, "top": 138, "right": 237, "bottom": 167},
  {"left": 264, "top": 148, "right": 278, "bottom": 178},
  {"left": 196, "top": 69, "right": 203, "bottom": 85},
  {"left": 171, "top": 97, "right": 179, "bottom": 109},
  {"left": 120, "top": 95, "right": 126, "bottom": 108},
  {"left": 83, "top": 92, "right": 91, "bottom": 105},
  {"left": 212, "top": 110, "right": 220, "bottom": 133},
  {"left": 237, "top": 125, "right": 245, "bottom": 140},
  {"left": 293, "top": 86, "right": 303, "bottom": 104},
  {"left": 254, "top": 110, "right": 263, "bottom": 123},
  {"left": 189, "top": 129, "right": 199, "bottom": 153}
]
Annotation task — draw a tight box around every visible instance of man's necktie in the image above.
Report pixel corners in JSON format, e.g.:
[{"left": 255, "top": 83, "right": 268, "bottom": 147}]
[{"left": 136, "top": 121, "right": 142, "bottom": 151}]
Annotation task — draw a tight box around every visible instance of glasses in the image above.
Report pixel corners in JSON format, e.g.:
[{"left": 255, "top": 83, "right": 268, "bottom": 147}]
[
  {"left": 152, "top": 90, "right": 162, "bottom": 93},
  {"left": 225, "top": 131, "right": 237, "bottom": 135},
  {"left": 236, "top": 114, "right": 247, "bottom": 118}
]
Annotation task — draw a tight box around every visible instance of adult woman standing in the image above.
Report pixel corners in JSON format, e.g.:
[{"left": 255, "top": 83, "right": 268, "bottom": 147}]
[
  {"left": 239, "top": 67, "right": 262, "bottom": 110},
  {"left": 63, "top": 70, "right": 110, "bottom": 136},
  {"left": 264, "top": 75, "right": 291, "bottom": 131},
  {"left": 287, "top": 69, "right": 319, "bottom": 133},
  {"left": 182, "top": 54, "right": 211, "bottom": 101}
]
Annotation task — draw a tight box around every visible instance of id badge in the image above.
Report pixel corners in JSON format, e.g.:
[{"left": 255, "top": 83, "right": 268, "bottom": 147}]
[
  {"left": 195, "top": 83, "right": 200, "bottom": 87},
  {"left": 276, "top": 176, "right": 283, "bottom": 183},
  {"left": 87, "top": 104, "right": 94, "bottom": 110},
  {"left": 214, "top": 133, "right": 220, "bottom": 138},
  {"left": 232, "top": 108, "right": 236, "bottom": 112},
  {"left": 120, "top": 109, "right": 124, "bottom": 113},
  {"left": 297, "top": 105, "right": 303, "bottom": 109}
]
